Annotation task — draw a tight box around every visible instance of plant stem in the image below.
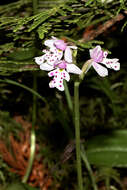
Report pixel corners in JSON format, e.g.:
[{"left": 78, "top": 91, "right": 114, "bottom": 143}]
[
  {"left": 0, "top": 79, "right": 46, "bottom": 104},
  {"left": 74, "top": 81, "right": 83, "bottom": 190},
  {"left": 81, "top": 146, "right": 98, "bottom": 190},
  {"left": 22, "top": 0, "right": 38, "bottom": 183},
  {"left": 64, "top": 80, "right": 73, "bottom": 112},
  {"left": 22, "top": 74, "right": 37, "bottom": 183},
  {"left": 106, "top": 176, "right": 110, "bottom": 190}
]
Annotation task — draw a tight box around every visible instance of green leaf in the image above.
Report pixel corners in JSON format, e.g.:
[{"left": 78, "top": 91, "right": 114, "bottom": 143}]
[
  {"left": 6, "top": 183, "right": 39, "bottom": 190},
  {"left": 28, "top": 8, "right": 58, "bottom": 32},
  {"left": 86, "top": 130, "right": 127, "bottom": 167},
  {"left": 37, "top": 23, "right": 52, "bottom": 39},
  {"left": 85, "top": 0, "right": 94, "bottom": 6}
]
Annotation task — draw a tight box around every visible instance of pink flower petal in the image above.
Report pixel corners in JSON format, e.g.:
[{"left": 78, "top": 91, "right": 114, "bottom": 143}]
[
  {"left": 54, "top": 40, "right": 67, "bottom": 51},
  {"left": 90, "top": 46, "right": 103, "bottom": 62}
]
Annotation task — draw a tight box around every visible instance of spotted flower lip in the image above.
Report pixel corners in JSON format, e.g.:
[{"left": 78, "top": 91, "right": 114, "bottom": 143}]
[
  {"left": 48, "top": 68, "right": 70, "bottom": 91},
  {"left": 34, "top": 48, "right": 63, "bottom": 68},
  {"left": 36, "top": 58, "right": 82, "bottom": 91},
  {"left": 87, "top": 45, "right": 120, "bottom": 77}
]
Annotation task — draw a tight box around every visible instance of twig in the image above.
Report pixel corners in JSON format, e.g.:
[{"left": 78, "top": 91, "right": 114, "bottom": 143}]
[{"left": 80, "top": 13, "right": 124, "bottom": 42}]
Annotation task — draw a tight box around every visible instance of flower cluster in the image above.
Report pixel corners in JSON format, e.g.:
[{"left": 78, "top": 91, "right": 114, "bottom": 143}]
[
  {"left": 35, "top": 36, "right": 82, "bottom": 91},
  {"left": 35, "top": 37, "right": 120, "bottom": 91}
]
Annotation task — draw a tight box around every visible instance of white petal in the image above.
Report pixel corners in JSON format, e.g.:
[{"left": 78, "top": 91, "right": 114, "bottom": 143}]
[
  {"left": 44, "top": 51, "right": 62, "bottom": 65},
  {"left": 48, "top": 69, "right": 58, "bottom": 77},
  {"left": 56, "top": 83, "right": 64, "bottom": 91},
  {"left": 49, "top": 77, "right": 65, "bottom": 91},
  {"left": 62, "top": 70, "right": 70, "bottom": 81},
  {"left": 48, "top": 47, "right": 63, "bottom": 60},
  {"left": 92, "top": 62, "right": 108, "bottom": 77},
  {"left": 64, "top": 47, "right": 73, "bottom": 63},
  {"left": 49, "top": 80, "right": 56, "bottom": 88},
  {"left": 44, "top": 39, "right": 55, "bottom": 48},
  {"left": 34, "top": 55, "right": 45, "bottom": 65},
  {"left": 66, "top": 64, "right": 82, "bottom": 75},
  {"left": 101, "top": 58, "right": 120, "bottom": 70},
  {"left": 40, "top": 63, "right": 54, "bottom": 71},
  {"left": 51, "top": 36, "right": 57, "bottom": 40}
]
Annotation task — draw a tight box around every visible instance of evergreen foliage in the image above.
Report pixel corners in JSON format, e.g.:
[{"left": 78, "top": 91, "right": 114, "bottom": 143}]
[{"left": 0, "top": 0, "right": 127, "bottom": 74}]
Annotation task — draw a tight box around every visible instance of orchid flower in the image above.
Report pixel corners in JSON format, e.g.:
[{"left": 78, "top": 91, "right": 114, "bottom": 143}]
[
  {"left": 44, "top": 36, "right": 77, "bottom": 63},
  {"left": 35, "top": 36, "right": 77, "bottom": 72},
  {"left": 48, "top": 60, "right": 82, "bottom": 91},
  {"left": 87, "top": 45, "right": 120, "bottom": 77},
  {"left": 35, "top": 57, "right": 82, "bottom": 91}
]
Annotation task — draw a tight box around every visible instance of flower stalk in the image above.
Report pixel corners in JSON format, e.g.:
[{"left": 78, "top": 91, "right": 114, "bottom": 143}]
[
  {"left": 74, "top": 81, "right": 83, "bottom": 190},
  {"left": 22, "top": 0, "right": 38, "bottom": 183},
  {"left": 22, "top": 74, "right": 37, "bottom": 183},
  {"left": 64, "top": 80, "right": 73, "bottom": 112}
]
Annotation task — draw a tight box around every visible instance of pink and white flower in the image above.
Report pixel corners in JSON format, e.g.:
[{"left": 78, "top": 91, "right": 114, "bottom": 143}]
[
  {"left": 48, "top": 68, "right": 70, "bottom": 91},
  {"left": 88, "top": 45, "right": 120, "bottom": 77},
  {"left": 48, "top": 60, "right": 82, "bottom": 91},
  {"left": 44, "top": 36, "right": 77, "bottom": 63},
  {"left": 35, "top": 36, "right": 77, "bottom": 72},
  {"left": 34, "top": 36, "right": 82, "bottom": 91}
]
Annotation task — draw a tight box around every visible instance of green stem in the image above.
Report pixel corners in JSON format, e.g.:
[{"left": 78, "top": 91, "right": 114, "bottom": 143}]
[
  {"left": 81, "top": 146, "right": 98, "bottom": 190},
  {"left": 0, "top": 79, "right": 46, "bottom": 104},
  {"left": 22, "top": 0, "right": 38, "bottom": 183},
  {"left": 64, "top": 80, "right": 73, "bottom": 112},
  {"left": 22, "top": 74, "right": 37, "bottom": 183},
  {"left": 106, "top": 176, "right": 110, "bottom": 190},
  {"left": 74, "top": 81, "right": 83, "bottom": 190}
]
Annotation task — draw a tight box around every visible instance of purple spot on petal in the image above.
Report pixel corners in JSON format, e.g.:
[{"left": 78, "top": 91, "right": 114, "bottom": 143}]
[{"left": 50, "top": 72, "right": 54, "bottom": 76}]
